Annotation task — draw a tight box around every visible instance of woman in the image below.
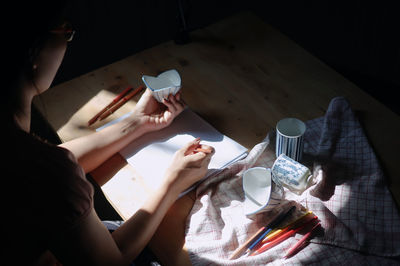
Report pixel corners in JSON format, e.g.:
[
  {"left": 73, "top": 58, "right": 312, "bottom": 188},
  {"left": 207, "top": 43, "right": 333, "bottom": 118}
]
[{"left": 3, "top": 2, "right": 213, "bottom": 265}]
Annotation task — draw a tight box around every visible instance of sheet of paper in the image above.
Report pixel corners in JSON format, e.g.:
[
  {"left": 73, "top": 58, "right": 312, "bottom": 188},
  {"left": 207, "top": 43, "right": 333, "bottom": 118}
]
[{"left": 119, "top": 108, "right": 248, "bottom": 191}]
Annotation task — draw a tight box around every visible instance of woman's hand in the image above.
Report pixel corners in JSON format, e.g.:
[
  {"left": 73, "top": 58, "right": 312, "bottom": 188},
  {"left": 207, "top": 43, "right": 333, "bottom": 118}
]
[
  {"left": 132, "top": 88, "right": 186, "bottom": 134},
  {"left": 164, "top": 138, "right": 215, "bottom": 195}
]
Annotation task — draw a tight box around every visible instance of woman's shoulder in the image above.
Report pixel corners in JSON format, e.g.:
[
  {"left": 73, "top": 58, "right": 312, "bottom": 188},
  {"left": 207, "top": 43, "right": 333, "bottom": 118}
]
[
  {"left": 5, "top": 125, "right": 94, "bottom": 216},
  {"left": 5, "top": 127, "right": 90, "bottom": 193},
  {"left": 4, "top": 127, "right": 94, "bottom": 261},
  {"left": 9, "top": 128, "right": 79, "bottom": 171}
]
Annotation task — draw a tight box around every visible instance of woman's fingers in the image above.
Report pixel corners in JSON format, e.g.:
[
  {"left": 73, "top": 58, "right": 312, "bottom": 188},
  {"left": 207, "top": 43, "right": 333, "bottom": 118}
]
[
  {"left": 194, "top": 144, "right": 214, "bottom": 154},
  {"left": 162, "top": 97, "right": 177, "bottom": 113},
  {"left": 183, "top": 138, "right": 201, "bottom": 156},
  {"left": 162, "top": 93, "right": 185, "bottom": 114},
  {"left": 182, "top": 140, "right": 215, "bottom": 162}
]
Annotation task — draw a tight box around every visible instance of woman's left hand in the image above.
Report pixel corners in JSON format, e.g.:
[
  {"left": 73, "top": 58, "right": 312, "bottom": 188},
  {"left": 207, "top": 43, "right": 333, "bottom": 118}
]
[{"left": 132, "top": 88, "right": 186, "bottom": 133}]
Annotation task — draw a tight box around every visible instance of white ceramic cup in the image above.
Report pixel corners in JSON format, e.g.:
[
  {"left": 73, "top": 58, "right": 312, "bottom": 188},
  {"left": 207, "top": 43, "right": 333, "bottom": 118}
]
[
  {"left": 275, "top": 118, "right": 306, "bottom": 162},
  {"left": 271, "top": 154, "right": 312, "bottom": 194},
  {"left": 142, "top": 69, "right": 182, "bottom": 102},
  {"left": 242, "top": 167, "right": 283, "bottom": 216}
]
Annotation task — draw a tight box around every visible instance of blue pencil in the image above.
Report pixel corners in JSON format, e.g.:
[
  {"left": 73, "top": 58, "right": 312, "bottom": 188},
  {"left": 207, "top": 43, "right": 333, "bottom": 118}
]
[
  {"left": 247, "top": 205, "right": 296, "bottom": 251},
  {"left": 229, "top": 209, "right": 285, "bottom": 260}
]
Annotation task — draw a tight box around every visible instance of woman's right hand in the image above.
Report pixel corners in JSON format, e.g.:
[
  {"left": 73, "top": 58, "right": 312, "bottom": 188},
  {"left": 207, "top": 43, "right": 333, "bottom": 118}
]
[
  {"left": 131, "top": 88, "right": 186, "bottom": 135},
  {"left": 164, "top": 138, "right": 214, "bottom": 195}
]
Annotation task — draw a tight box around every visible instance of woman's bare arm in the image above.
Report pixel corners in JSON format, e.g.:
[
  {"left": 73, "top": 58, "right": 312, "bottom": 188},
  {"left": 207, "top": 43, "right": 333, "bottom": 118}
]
[
  {"left": 52, "top": 139, "right": 214, "bottom": 265},
  {"left": 60, "top": 90, "right": 185, "bottom": 173}
]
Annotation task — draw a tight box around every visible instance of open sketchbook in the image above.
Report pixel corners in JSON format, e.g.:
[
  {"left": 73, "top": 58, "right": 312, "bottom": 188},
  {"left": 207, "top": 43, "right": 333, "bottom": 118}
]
[
  {"left": 98, "top": 107, "right": 248, "bottom": 201},
  {"left": 118, "top": 108, "right": 248, "bottom": 196}
]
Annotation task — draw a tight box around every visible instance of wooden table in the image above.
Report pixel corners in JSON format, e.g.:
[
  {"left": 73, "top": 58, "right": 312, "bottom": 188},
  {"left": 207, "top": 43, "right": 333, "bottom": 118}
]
[{"left": 34, "top": 11, "right": 400, "bottom": 265}]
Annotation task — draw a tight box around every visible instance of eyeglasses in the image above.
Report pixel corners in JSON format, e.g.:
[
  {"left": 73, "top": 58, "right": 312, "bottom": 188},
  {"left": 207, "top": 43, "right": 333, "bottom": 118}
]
[{"left": 50, "top": 21, "right": 75, "bottom": 42}]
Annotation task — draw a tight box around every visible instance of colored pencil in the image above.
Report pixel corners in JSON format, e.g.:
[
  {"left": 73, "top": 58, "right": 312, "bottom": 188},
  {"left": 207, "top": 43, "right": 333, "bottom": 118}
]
[
  {"left": 194, "top": 148, "right": 213, "bottom": 154},
  {"left": 284, "top": 222, "right": 321, "bottom": 259},
  {"left": 247, "top": 205, "right": 296, "bottom": 251},
  {"left": 228, "top": 209, "right": 285, "bottom": 260},
  {"left": 99, "top": 85, "right": 145, "bottom": 121},
  {"left": 261, "top": 211, "right": 313, "bottom": 244},
  {"left": 250, "top": 216, "right": 318, "bottom": 256},
  {"left": 88, "top": 86, "right": 133, "bottom": 126}
]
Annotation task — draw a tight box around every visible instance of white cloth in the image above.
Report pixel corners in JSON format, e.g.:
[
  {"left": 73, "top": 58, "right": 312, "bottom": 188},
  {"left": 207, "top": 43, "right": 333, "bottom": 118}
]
[{"left": 184, "top": 97, "right": 400, "bottom": 265}]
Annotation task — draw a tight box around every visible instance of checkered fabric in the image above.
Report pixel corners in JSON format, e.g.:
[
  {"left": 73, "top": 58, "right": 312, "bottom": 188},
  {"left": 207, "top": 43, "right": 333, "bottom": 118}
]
[{"left": 184, "top": 97, "right": 400, "bottom": 265}]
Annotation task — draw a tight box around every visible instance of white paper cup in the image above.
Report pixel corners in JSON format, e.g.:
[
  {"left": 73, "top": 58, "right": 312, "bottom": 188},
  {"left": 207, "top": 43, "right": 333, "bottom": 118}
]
[
  {"left": 276, "top": 118, "right": 306, "bottom": 162},
  {"left": 242, "top": 167, "right": 283, "bottom": 216}
]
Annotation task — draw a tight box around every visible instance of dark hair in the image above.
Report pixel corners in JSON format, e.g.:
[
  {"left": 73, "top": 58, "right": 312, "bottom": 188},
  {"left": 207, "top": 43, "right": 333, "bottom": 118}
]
[{"left": 3, "top": 1, "right": 68, "bottom": 114}]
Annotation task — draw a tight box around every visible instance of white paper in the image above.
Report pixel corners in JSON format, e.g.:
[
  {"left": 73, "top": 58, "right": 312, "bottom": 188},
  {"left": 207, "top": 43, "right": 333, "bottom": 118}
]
[{"left": 119, "top": 108, "right": 248, "bottom": 193}]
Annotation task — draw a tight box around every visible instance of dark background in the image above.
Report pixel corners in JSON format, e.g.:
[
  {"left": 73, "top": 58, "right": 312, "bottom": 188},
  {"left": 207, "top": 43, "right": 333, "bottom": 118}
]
[{"left": 55, "top": 0, "right": 400, "bottom": 115}]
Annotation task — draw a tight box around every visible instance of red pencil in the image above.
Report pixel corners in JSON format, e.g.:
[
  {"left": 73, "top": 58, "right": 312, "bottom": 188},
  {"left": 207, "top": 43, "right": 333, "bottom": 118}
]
[
  {"left": 228, "top": 210, "right": 285, "bottom": 260},
  {"left": 88, "top": 86, "right": 133, "bottom": 126},
  {"left": 250, "top": 216, "right": 318, "bottom": 256},
  {"left": 194, "top": 148, "right": 212, "bottom": 153},
  {"left": 261, "top": 211, "right": 314, "bottom": 244},
  {"left": 284, "top": 222, "right": 321, "bottom": 259},
  {"left": 99, "top": 85, "right": 145, "bottom": 121}
]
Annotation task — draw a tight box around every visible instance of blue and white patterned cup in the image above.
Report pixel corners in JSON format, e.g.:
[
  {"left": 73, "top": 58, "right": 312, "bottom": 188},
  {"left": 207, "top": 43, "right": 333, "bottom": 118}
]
[
  {"left": 271, "top": 154, "right": 312, "bottom": 194},
  {"left": 276, "top": 118, "right": 306, "bottom": 162},
  {"left": 142, "top": 69, "right": 182, "bottom": 102}
]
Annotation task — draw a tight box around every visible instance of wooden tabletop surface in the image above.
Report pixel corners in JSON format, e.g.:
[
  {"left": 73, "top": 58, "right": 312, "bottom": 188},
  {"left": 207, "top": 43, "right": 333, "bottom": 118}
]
[{"left": 34, "top": 11, "right": 400, "bottom": 265}]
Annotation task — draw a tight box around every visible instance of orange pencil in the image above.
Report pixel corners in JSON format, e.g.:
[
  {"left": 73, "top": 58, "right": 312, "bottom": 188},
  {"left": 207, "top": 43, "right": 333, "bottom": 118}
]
[
  {"left": 88, "top": 86, "right": 133, "bottom": 125},
  {"left": 250, "top": 216, "right": 318, "bottom": 256},
  {"left": 228, "top": 210, "right": 285, "bottom": 260},
  {"left": 261, "top": 211, "right": 314, "bottom": 244},
  {"left": 99, "top": 85, "right": 144, "bottom": 121}
]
